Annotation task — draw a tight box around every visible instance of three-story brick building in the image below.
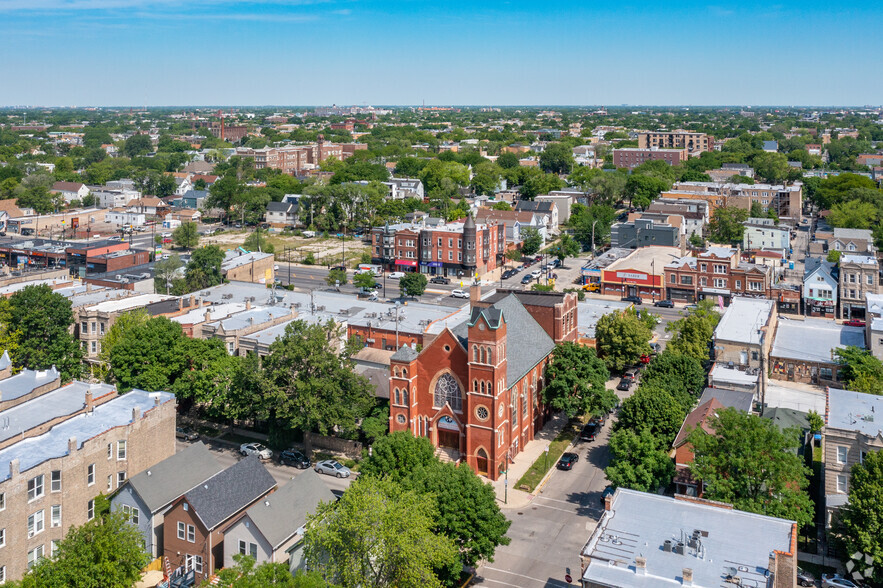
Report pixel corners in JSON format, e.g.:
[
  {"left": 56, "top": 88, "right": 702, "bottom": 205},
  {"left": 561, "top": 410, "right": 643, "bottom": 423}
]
[{"left": 664, "top": 247, "right": 773, "bottom": 305}]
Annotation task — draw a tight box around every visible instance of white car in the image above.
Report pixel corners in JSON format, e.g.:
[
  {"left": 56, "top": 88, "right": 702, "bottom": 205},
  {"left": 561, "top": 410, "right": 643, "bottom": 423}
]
[
  {"left": 239, "top": 443, "right": 272, "bottom": 460},
  {"left": 161, "top": 232, "right": 172, "bottom": 238},
  {"left": 387, "top": 272, "right": 405, "bottom": 279},
  {"left": 531, "top": 269, "right": 542, "bottom": 278},
  {"left": 822, "top": 575, "right": 860, "bottom": 588},
  {"left": 451, "top": 289, "right": 469, "bottom": 299}
]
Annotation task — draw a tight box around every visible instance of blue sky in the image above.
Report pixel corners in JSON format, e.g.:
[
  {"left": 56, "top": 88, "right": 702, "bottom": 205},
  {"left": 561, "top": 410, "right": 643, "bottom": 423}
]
[{"left": 0, "top": 1, "right": 878, "bottom": 106}]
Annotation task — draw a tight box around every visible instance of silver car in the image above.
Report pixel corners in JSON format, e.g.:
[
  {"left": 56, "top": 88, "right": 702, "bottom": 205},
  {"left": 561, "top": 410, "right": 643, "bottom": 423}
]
[
  {"left": 239, "top": 443, "right": 272, "bottom": 460},
  {"left": 314, "top": 459, "right": 351, "bottom": 478}
]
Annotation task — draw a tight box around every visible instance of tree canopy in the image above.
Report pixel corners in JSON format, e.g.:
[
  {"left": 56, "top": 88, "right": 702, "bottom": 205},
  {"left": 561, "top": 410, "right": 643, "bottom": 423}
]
[
  {"left": 399, "top": 272, "right": 428, "bottom": 297},
  {"left": 835, "top": 346, "right": 883, "bottom": 394},
  {"left": 172, "top": 221, "right": 199, "bottom": 249},
  {"left": 594, "top": 310, "right": 653, "bottom": 373},
  {"left": 542, "top": 342, "right": 614, "bottom": 417},
  {"left": 605, "top": 427, "right": 676, "bottom": 493},
  {"left": 839, "top": 449, "right": 883, "bottom": 586},
  {"left": 708, "top": 206, "right": 749, "bottom": 244}
]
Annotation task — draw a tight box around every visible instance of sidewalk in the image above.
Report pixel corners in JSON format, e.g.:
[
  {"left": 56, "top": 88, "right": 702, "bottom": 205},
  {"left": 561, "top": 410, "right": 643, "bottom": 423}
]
[{"left": 489, "top": 411, "right": 571, "bottom": 508}]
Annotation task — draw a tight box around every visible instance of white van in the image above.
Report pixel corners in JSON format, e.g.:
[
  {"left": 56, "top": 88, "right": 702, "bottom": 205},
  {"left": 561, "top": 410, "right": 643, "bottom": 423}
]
[{"left": 355, "top": 264, "right": 382, "bottom": 275}]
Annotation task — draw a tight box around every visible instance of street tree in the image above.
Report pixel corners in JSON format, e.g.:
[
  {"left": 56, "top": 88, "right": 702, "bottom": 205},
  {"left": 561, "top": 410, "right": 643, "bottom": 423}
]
[
  {"left": 326, "top": 268, "right": 347, "bottom": 288},
  {"left": 399, "top": 272, "right": 428, "bottom": 297},
  {"left": 665, "top": 301, "right": 720, "bottom": 362},
  {"left": 835, "top": 346, "right": 883, "bottom": 394},
  {"left": 153, "top": 253, "right": 184, "bottom": 294},
  {"left": 539, "top": 142, "right": 575, "bottom": 175},
  {"left": 605, "top": 427, "right": 676, "bottom": 493},
  {"left": 13, "top": 512, "right": 149, "bottom": 588},
  {"left": 171, "top": 337, "right": 240, "bottom": 417},
  {"left": 185, "top": 245, "right": 225, "bottom": 292},
  {"left": 550, "top": 234, "right": 581, "bottom": 264},
  {"left": 828, "top": 200, "right": 878, "bottom": 230},
  {"left": 625, "top": 175, "right": 669, "bottom": 209},
  {"left": 172, "top": 221, "right": 199, "bottom": 249},
  {"left": 594, "top": 311, "right": 653, "bottom": 373},
  {"left": 615, "top": 383, "right": 689, "bottom": 439},
  {"left": 520, "top": 227, "right": 543, "bottom": 256},
  {"left": 6, "top": 285, "right": 82, "bottom": 381},
  {"left": 360, "top": 431, "right": 439, "bottom": 483},
  {"left": 304, "top": 477, "right": 458, "bottom": 588},
  {"left": 261, "top": 320, "right": 375, "bottom": 436},
  {"left": 839, "top": 449, "right": 883, "bottom": 586},
  {"left": 708, "top": 206, "right": 749, "bottom": 244},
  {"left": 353, "top": 271, "right": 376, "bottom": 291},
  {"left": 640, "top": 352, "right": 707, "bottom": 398},
  {"left": 542, "top": 342, "right": 614, "bottom": 417},
  {"left": 688, "top": 408, "right": 814, "bottom": 527},
  {"left": 518, "top": 169, "right": 564, "bottom": 199},
  {"left": 496, "top": 151, "right": 520, "bottom": 169},
  {"left": 108, "top": 317, "right": 187, "bottom": 392}
]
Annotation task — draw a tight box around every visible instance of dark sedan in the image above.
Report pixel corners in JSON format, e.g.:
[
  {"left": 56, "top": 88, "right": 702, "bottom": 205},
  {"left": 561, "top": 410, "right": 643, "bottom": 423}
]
[
  {"left": 653, "top": 299, "right": 675, "bottom": 308},
  {"left": 579, "top": 422, "right": 600, "bottom": 442},
  {"left": 557, "top": 452, "right": 579, "bottom": 470},
  {"left": 430, "top": 276, "right": 450, "bottom": 285},
  {"left": 621, "top": 295, "right": 643, "bottom": 305},
  {"left": 616, "top": 377, "right": 633, "bottom": 391},
  {"left": 279, "top": 449, "right": 311, "bottom": 469}
]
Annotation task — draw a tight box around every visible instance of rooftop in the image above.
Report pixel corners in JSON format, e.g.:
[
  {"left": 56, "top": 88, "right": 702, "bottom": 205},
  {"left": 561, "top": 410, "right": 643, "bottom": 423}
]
[
  {"left": 826, "top": 388, "right": 883, "bottom": 437},
  {"left": 0, "top": 389, "right": 175, "bottom": 480},
  {"left": 699, "top": 387, "right": 755, "bottom": 413},
  {"left": 577, "top": 299, "right": 631, "bottom": 339},
  {"left": 770, "top": 318, "right": 864, "bottom": 363},
  {"left": 84, "top": 293, "right": 175, "bottom": 313},
  {"left": 204, "top": 306, "right": 292, "bottom": 333},
  {"left": 840, "top": 254, "right": 877, "bottom": 266},
  {"left": 605, "top": 246, "right": 682, "bottom": 275},
  {"left": 713, "top": 298, "right": 774, "bottom": 345},
  {"left": 581, "top": 489, "right": 796, "bottom": 588},
  {"left": 221, "top": 250, "right": 274, "bottom": 272},
  {"left": 0, "top": 366, "right": 61, "bottom": 403},
  {"left": 184, "top": 455, "right": 276, "bottom": 531}
]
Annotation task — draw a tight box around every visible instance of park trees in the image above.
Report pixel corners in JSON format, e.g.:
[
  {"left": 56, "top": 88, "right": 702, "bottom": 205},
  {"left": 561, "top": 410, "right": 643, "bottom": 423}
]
[
  {"left": 542, "top": 342, "right": 614, "bottom": 418},
  {"left": 399, "top": 272, "right": 428, "bottom": 297},
  {"left": 5, "top": 284, "right": 82, "bottom": 381},
  {"left": 594, "top": 310, "right": 653, "bottom": 373},
  {"left": 688, "top": 408, "right": 814, "bottom": 527}
]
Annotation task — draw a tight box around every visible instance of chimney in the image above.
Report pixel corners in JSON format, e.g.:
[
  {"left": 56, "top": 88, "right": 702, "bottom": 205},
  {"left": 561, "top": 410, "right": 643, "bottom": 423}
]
[
  {"left": 682, "top": 568, "right": 693, "bottom": 586},
  {"left": 9, "top": 458, "right": 19, "bottom": 479},
  {"left": 86, "top": 283, "right": 92, "bottom": 292},
  {"left": 680, "top": 232, "right": 687, "bottom": 257},
  {"left": 85, "top": 390, "right": 94, "bottom": 413},
  {"left": 470, "top": 283, "right": 481, "bottom": 305},
  {"left": 204, "top": 310, "right": 211, "bottom": 322},
  {"left": 189, "top": 294, "right": 195, "bottom": 308},
  {"left": 246, "top": 299, "right": 251, "bottom": 310},
  {"left": 132, "top": 407, "right": 141, "bottom": 421},
  {"left": 635, "top": 557, "right": 646, "bottom": 576},
  {"left": 604, "top": 494, "right": 613, "bottom": 511},
  {"left": 178, "top": 297, "right": 183, "bottom": 310},
  {"left": 68, "top": 437, "right": 77, "bottom": 454}
]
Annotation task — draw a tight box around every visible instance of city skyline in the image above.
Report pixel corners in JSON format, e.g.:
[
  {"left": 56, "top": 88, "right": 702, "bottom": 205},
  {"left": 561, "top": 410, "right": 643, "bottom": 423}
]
[{"left": 0, "top": 1, "right": 880, "bottom": 106}]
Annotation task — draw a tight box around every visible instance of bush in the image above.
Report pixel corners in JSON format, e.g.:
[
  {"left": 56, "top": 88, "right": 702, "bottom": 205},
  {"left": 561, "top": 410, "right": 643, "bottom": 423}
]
[{"left": 303, "top": 252, "right": 316, "bottom": 265}]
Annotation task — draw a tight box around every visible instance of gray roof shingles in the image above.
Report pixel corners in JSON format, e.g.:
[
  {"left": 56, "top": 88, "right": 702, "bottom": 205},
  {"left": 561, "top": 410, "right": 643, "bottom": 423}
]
[
  {"left": 125, "top": 442, "right": 224, "bottom": 514},
  {"left": 184, "top": 455, "right": 276, "bottom": 530}
]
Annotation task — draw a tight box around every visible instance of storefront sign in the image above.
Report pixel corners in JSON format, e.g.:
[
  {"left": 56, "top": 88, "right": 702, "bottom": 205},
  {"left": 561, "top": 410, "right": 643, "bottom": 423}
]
[
  {"left": 421, "top": 261, "right": 443, "bottom": 267},
  {"left": 437, "top": 416, "right": 459, "bottom": 430},
  {"left": 395, "top": 259, "right": 418, "bottom": 267},
  {"left": 616, "top": 271, "right": 648, "bottom": 281}
]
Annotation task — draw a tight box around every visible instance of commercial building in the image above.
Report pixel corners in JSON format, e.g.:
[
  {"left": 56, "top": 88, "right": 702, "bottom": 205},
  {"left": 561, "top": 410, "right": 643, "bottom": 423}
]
[
  {"left": 822, "top": 388, "right": 883, "bottom": 533},
  {"left": 612, "top": 147, "right": 688, "bottom": 169},
  {"left": 579, "top": 489, "right": 798, "bottom": 588},
  {"left": 221, "top": 250, "right": 275, "bottom": 284},
  {"left": 610, "top": 215, "right": 682, "bottom": 249},
  {"left": 803, "top": 258, "right": 838, "bottom": 319},
  {"left": 838, "top": 254, "right": 881, "bottom": 319},
  {"left": 0, "top": 388, "right": 176, "bottom": 582},
  {"left": 769, "top": 319, "right": 864, "bottom": 385},
  {"left": 637, "top": 131, "right": 714, "bottom": 153},
  {"left": 664, "top": 247, "right": 773, "bottom": 305},
  {"left": 599, "top": 246, "right": 681, "bottom": 302}
]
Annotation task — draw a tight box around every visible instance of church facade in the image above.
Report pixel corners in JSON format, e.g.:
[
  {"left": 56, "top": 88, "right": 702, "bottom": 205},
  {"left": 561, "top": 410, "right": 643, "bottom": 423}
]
[{"left": 388, "top": 288, "right": 577, "bottom": 480}]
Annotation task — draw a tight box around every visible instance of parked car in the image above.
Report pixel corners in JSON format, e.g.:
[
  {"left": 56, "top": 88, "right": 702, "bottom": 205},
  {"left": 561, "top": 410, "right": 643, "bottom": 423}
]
[
  {"left": 330, "top": 265, "right": 346, "bottom": 272},
  {"left": 844, "top": 319, "right": 866, "bottom": 327},
  {"left": 549, "top": 258, "right": 561, "bottom": 268},
  {"left": 579, "top": 422, "right": 600, "bottom": 442},
  {"left": 451, "top": 289, "right": 469, "bottom": 299},
  {"left": 430, "top": 276, "right": 450, "bottom": 285},
  {"left": 822, "top": 574, "right": 861, "bottom": 588},
  {"left": 582, "top": 283, "right": 600, "bottom": 292},
  {"left": 621, "top": 295, "right": 643, "bottom": 305},
  {"left": 315, "top": 459, "right": 351, "bottom": 478},
  {"left": 534, "top": 255, "right": 543, "bottom": 262},
  {"left": 239, "top": 443, "right": 272, "bottom": 460},
  {"left": 521, "top": 275, "right": 534, "bottom": 285},
  {"left": 653, "top": 299, "right": 674, "bottom": 308},
  {"left": 622, "top": 369, "right": 638, "bottom": 382},
  {"left": 161, "top": 232, "right": 172, "bottom": 238},
  {"left": 557, "top": 452, "right": 579, "bottom": 470},
  {"left": 175, "top": 426, "right": 198, "bottom": 441},
  {"left": 683, "top": 304, "right": 699, "bottom": 312},
  {"left": 599, "top": 485, "right": 615, "bottom": 504},
  {"left": 616, "top": 377, "right": 633, "bottom": 391},
  {"left": 278, "top": 449, "right": 311, "bottom": 469},
  {"left": 387, "top": 272, "right": 405, "bottom": 279},
  {"left": 590, "top": 414, "right": 606, "bottom": 428},
  {"left": 796, "top": 567, "right": 816, "bottom": 587}
]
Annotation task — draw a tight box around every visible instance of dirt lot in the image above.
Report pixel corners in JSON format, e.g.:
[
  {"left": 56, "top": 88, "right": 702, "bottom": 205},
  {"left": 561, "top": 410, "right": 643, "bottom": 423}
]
[{"left": 201, "top": 230, "right": 371, "bottom": 267}]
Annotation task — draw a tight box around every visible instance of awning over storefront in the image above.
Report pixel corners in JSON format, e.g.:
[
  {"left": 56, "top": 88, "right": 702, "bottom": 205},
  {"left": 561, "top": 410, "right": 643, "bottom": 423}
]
[{"left": 395, "top": 259, "right": 418, "bottom": 267}]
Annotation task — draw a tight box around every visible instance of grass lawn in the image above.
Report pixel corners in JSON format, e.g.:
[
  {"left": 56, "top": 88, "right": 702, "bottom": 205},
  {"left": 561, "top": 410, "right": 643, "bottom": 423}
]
[{"left": 515, "top": 418, "right": 583, "bottom": 493}]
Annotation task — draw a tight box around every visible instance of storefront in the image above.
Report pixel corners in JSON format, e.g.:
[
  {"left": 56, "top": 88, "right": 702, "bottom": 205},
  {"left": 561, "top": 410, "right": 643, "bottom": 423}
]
[
  {"left": 805, "top": 298, "right": 835, "bottom": 318},
  {"left": 394, "top": 259, "right": 418, "bottom": 273},
  {"left": 420, "top": 261, "right": 444, "bottom": 276},
  {"left": 601, "top": 268, "right": 664, "bottom": 301}
]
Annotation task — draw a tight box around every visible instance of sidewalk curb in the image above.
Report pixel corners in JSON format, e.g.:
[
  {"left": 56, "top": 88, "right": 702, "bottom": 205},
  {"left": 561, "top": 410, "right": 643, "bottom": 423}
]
[{"left": 534, "top": 437, "right": 577, "bottom": 495}]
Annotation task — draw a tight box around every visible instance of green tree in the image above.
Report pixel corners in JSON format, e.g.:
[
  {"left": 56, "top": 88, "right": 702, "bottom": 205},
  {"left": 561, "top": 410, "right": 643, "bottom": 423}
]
[
  {"left": 172, "top": 221, "right": 199, "bottom": 249},
  {"left": 360, "top": 401, "right": 389, "bottom": 444},
  {"left": 244, "top": 229, "right": 275, "bottom": 253},
  {"left": 359, "top": 431, "right": 438, "bottom": 483},
  {"left": 7, "top": 285, "right": 82, "bottom": 381},
  {"left": 108, "top": 317, "right": 186, "bottom": 392},
  {"left": 750, "top": 201, "right": 765, "bottom": 218},
  {"left": 399, "top": 272, "right": 428, "bottom": 297},
  {"left": 594, "top": 311, "right": 652, "bottom": 373},
  {"left": 542, "top": 342, "right": 614, "bottom": 417},
  {"left": 327, "top": 268, "right": 347, "bottom": 288},
  {"left": 496, "top": 151, "right": 520, "bottom": 169},
  {"left": 262, "top": 320, "right": 375, "bottom": 436},
  {"left": 185, "top": 245, "right": 225, "bottom": 292},
  {"left": 353, "top": 271, "right": 377, "bottom": 291},
  {"left": 97, "top": 308, "right": 149, "bottom": 379},
  {"left": 688, "top": 408, "right": 814, "bottom": 527},
  {"left": 665, "top": 301, "right": 720, "bottom": 362},
  {"left": 171, "top": 337, "right": 240, "bottom": 417},
  {"left": 708, "top": 206, "right": 749, "bottom": 244},
  {"left": 806, "top": 410, "right": 824, "bottom": 433},
  {"left": 216, "top": 555, "right": 331, "bottom": 587},
  {"left": 539, "top": 142, "right": 575, "bottom": 175},
  {"left": 625, "top": 174, "right": 670, "bottom": 209},
  {"left": 640, "top": 352, "right": 707, "bottom": 398},
  {"left": 827, "top": 249, "right": 842, "bottom": 263},
  {"left": 835, "top": 346, "right": 883, "bottom": 394},
  {"left": 123, "top": 134, "right": 152, "bottom": 158},
  {"left": 13, "top": 512, "right": 149, "bottom": 588},
  {"left": 154, "top": 253, "right": 184, "bottom": 294},
  {"left": 615, "top": 384, "right": 689, "bottom": 439},
  {"left": 550, "top": 234, "right": 581, "bottom": 264},
  {"left": 752, "top": 151, "right": 790, "bottom": 184},
  {"left": 605, "top": 427, "right": 676, "bottom": 493},
  {"left": 688, "top": 233, "right": 705, "bottom": 248},
  {"left": 729, "top": 174, "right": 755, "bottom": 185},
  {"left": 520, "top": 227, "right": 543, "bottom": 256},
  {"left": 491, "top": 201, "right": 511, "bottom": 210},
  {"left": 839, "top": 450, "right": 883, "bottom": 586},
  {"left": 304, "top": 477, "right": 458, "bottom": 588},
  {"left": 470, "top": 161, "right": 502, "bottom": 196},
  {"left": 518, "top": 169, "right": 564, "bottom": 199},
  {"left": 828, "top": 200, "right": 878, "bottom": 230}
]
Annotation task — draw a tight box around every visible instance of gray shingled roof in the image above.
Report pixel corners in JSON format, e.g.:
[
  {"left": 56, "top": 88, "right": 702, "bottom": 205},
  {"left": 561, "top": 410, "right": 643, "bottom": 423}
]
[
  {"left": 185, "top": 455, "right": 276, "bottom": 530},
  {"left": 125, "top": 442, "right": 224, "bottom": 514},
  {"left": 237, "top": 469, "right": 335, "bottom": 549},
  {"left": 452, "top": 294, "right": 555, "bottom": 385},
  {"left": 391, "top": 345, "right": 420, "bottom": 362},
  {"left": 699, "top": 387, "right": 754, "bottom": 413}
]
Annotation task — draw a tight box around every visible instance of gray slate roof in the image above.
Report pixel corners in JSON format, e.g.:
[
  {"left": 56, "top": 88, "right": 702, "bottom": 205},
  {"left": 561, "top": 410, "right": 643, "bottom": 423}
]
[
  {"left": 452, "top": 294, "right": 555, "bottom": 385},
  {"left": 185, "top": 455, "right": 276, "bottom": 530},
  {"left": 391, "top": 345, "right": 420, "bottom": 362},
  {"left": 699, "top": 387, "right": 754, "bottom": 413},
  {"left": 125, "top": 442, "right": 224, "bottom": 514},
  {"left": 237, "top": 469, "right": 335, "bottom": 549}
]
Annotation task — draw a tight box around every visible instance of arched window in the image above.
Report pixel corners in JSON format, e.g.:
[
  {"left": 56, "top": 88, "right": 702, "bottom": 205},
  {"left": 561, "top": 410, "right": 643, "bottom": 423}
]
[
  {"left": 511, "top": 392, "right": 517, "bottom": 427},
  {"left": 433, "top": 373, "right": 462, "bottom": 411},
  {"left": 403, "top": 388, "right": 410, "bottom": 404},
  {"left": 522, "top": 386, "right": 528, "bottom": 417},
  {"left": 480, "top": 381, "right": 485, "bottom": 394},
  {"left": 473, "top": 345, "right": 479, "bottom": 362},
  {"left": 393, "top": 367, "right": 400, "bottom": 377},
  {"left": 487, "top": 347, "right": 493, "bottom": 364},
  {"left": 473, "top": 379, "right": 478, "bottom": 392},
  {"left": 486, "top": 381, "right": 492, "bottom": 395},
  {"left": 394, "top": 387, "right": 400, "bottom": 404},
  {"left": 402, "top": 368, "right": 408, "bottom": 377},
  {"left": 480, "top": 347, "right": 486, "bottom": 364}
]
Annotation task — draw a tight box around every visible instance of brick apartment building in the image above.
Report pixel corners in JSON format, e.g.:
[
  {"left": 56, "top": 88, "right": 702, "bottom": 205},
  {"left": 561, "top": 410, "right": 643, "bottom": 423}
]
[
  {"left": 371, "top": 216, "right": 505, "bottom": 278},
  {"left": 612, "top": 147, "right": 688, "bottom": 169},
  {"left": 638, "top": 131, "right": 714, "bottom": 153},
  {"left": 235, "top": 137, "right": 366, "bottom": 177},
  {"left": 661, "top": 181, "right": 803, "bottom": 220},
  {"left": 838, "top": 254, "right": 882, "bottom": 320},
  {"left": 664, "top": 247, "right": 773, "bottom": 305},
  {"left": 0, "top": 389, "right": 176, "bottom": 582}
]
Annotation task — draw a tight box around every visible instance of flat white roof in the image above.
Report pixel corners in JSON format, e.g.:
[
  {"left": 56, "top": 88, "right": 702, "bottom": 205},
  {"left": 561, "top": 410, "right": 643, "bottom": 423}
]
[
  {"left": 713, "top": 298, "right": 774, "bottom": 345},
  {"left": 85, "top": 293, "right": 175, "bottom": 313}
]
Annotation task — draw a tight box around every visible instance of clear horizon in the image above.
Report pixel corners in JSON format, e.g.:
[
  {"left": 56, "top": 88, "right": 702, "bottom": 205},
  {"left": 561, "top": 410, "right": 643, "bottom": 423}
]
[{"left": 0, "top": 1, "right": 879, "bottom": 106}]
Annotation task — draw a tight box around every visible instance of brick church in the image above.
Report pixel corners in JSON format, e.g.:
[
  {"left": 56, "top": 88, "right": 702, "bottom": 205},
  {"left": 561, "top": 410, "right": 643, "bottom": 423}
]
[{"left": 388, "top": 288, "right": 577, "bottom": 480}]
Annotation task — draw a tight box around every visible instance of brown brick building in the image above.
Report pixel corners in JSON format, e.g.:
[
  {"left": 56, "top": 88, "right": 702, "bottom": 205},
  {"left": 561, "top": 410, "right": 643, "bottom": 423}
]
[
  {"left": 664, "top": 247, "right": 773, "bottom": 305},
  {"left": 613, "top": 147, "right": 688, "bottom": 169},
  {"left": 637, "top": 131, "right": 714, "bottom": 153}
]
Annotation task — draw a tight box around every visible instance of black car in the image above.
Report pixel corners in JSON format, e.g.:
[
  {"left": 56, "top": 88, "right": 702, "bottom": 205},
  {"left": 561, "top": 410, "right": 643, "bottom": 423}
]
[
  {"left": 330, "top": 265, "right": 347, "bottom": 272},
  {"left": 521, "top": 275, "right": 534, "bottom": 285},
  {"left": 579, "top": 422, "right": 600, "bottom": 442},
  {"left": 430, "top": 276, "right": 450, "bottom": 285},
  {"left": 616, "top": 377, "right": 633, "bottom": 391},
  {"left": 621, "top": 295, "right": 643, "bottom": 305},
  {"left": 653, "top": 299, "right": 674, "bottom": 308},
  {"left": 279, "top": 449, "right": 311, "bottom": 469},
  {"left": 557, "top": 452, "right": 579, "bottom": 470}
]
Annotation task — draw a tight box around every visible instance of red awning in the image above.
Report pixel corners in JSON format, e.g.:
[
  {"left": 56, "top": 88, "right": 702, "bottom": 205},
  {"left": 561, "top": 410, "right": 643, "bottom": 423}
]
[{"left": 395, "top": 259, "right": 418, "bottom": 267}]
